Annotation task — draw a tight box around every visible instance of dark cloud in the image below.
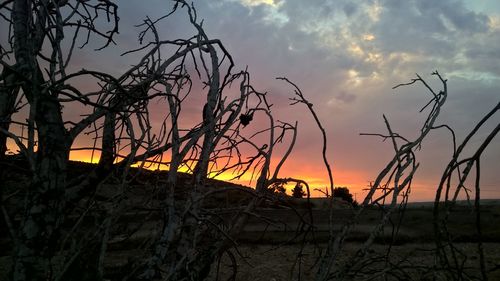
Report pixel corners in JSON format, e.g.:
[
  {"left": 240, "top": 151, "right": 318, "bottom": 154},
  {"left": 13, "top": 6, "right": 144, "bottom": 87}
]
[
  {"left": 373, "top": 3, "right": 453, "bottom": 56},
  {"left": 335, "top": 91, "right": 357, "bottom": 104},
  {"left": 343, "top": 3, "right": 358, "bottom": 17}
]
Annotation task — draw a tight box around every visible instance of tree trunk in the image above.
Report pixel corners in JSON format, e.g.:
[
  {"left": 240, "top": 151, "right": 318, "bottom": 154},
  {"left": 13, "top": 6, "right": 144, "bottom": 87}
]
[
  {"left": 11, "top": 1, "right": 71, "bottom": 279},
  {"left": 0, "top": 67, "right": 20, "bottom": 158},
  {"left": 13, "top": 92, "right": 71, "bottom": 281}
]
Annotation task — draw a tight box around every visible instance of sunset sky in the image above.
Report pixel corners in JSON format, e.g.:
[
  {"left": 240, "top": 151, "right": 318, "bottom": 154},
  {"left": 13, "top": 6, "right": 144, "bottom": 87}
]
[{"left": 4, "top": 0, "right": 499, "bottom": 201}]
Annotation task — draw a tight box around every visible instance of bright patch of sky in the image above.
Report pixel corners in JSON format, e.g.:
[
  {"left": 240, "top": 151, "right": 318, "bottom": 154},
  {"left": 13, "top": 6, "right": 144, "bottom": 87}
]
[
  {"left": 227, "top": 0, "right": 289, "bottom": 26},
  {"left": 465, "top": 0, "right": 500, "bottom": 14},
  {"left": 239, "top": 0, "right": 281, "bottom": 7}
]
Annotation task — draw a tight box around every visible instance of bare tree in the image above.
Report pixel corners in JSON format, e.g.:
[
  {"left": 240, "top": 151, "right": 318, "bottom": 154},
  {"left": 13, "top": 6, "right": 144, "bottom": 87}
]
[
  {"left": 3, "top": 1, "right": 497, "bottom": 281},
  {"left": 433, "top": 101, "right": 499, "bottom": 280},
  {"left": 0, "top": 1, "right": 309, "bottom": 280},
  {"left": 299, "top": 72, "right": 498, "bottom": 281},
  {"left": 325, "top": 72, "right": 449, "bottom": 280},
  {"left": 1, "top": 1, "right": 119, "bottom": 280}
]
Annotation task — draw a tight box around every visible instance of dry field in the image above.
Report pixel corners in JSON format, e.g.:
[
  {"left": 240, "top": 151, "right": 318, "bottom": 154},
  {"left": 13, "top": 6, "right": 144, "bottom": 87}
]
[
  {"left": 208, "top": 242, "right": 500, "bottom": 281},
  {"left": 1, "top": 160, "right": 499, "bottom": 280},
  {"left": 1, "top": 201, "right": 500, "bottom": 280},
  {"left": 103, "top": 202, "right": 500, "bottom": 280},
  {"left": 204, "top": 203, "right": 500, "bottom": 280}
]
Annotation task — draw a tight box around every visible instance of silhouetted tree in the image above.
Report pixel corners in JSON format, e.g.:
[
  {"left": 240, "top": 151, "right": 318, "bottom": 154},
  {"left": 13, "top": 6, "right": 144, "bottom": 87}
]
[
  {"left": 333, "top": 186, "right": 354, "bottom": 204},
  {"left": 0, "top": 1, "right": 306, "bottom": 280},
  {"left": 3, "top": 1, "right": 496, "bottom": 280},
  {"left": 270, "top": 182, "right": 287, "bottom": 195},
  {"left": 315, "top": 72, "right": 499, "bottom": 280},
  {"left": 292, "top": 183, "right": 306, "bottom": 198}
]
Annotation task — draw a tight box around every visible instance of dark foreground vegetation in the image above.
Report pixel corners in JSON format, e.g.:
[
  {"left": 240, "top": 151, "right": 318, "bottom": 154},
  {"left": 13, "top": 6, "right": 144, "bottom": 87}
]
[
  {"left": 2, "top": 159, "right": 500, "bottom": 281},
  {"left": 0, "top": 1, "right": 498, "bottom": 280}
]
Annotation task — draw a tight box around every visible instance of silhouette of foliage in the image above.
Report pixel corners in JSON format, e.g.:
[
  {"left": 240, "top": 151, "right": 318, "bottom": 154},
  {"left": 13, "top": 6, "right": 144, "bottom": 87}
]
[
  {"left": 333, "top": 186, "right": 354, "bottom": 204},
  {"left": 292, "top": 183, "right": 306, "bottom": 198},
  {"left": 270, "top": 182, "right": 287, "bottom": 195},
  {"left": 239, "top": 112, "right": 254, "bottom": 127}
]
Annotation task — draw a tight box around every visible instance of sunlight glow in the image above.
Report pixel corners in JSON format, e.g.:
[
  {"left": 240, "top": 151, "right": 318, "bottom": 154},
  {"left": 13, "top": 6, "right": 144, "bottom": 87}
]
[
  {"left": 367, "top": 1, "right": 382, "bottom": 22},
  {"left": 69, "top": 150, "right": 100, "bottom": 164},
  {"left": 347, "top": 69, "right": 362, "bottom": 86},
  {"left": 387, "top": 52, "right": 421, "bottom": 64},
  {"left": 365, "top": 52, "right": 382, "bottom": 64},
  {"left": 489, "top": 15, "right": 500, "bottom": 30},
  {"left": 348, "top": 43, "right": 364, "bottom": 57},
  {"left": 363, "top": 34, "right": 375, "bottom": 41},
  {"left": 239, "top": 0, "right": 281, "bottom": 8},
  {"left": 64, "top": 150, "right": 369, "bottom": 198}
]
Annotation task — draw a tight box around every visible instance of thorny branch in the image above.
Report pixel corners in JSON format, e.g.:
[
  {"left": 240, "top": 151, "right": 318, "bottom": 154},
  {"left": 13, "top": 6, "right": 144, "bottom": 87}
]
[{"left": 1, "top": 1, "right": 498, "bottom": 280}]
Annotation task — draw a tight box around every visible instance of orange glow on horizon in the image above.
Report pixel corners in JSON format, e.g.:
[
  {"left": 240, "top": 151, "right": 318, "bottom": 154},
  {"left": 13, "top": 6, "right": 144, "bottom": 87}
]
[
  {"left": 24, "top": 147, "right": 486, "bottom": 202},
  {"left": 69, "top": 149, "right": 101, "bottom": 164},
  {"left": 67, "top": 148, "right": 496, "bottom": 202},
  {"left": 68, "top": 149, "right": 371, "bottom": 198}
]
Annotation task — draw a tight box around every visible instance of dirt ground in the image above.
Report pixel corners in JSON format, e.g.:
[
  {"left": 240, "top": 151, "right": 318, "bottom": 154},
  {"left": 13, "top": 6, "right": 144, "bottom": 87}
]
[
  {"left": 1, "top": 242, "right": 499, "bottom": 280},
  {"left": 209, "top": 242, "right": 500, "bottom": 281},
  {"left": 2, "top": 182, "right": 500, "bottom": 281}
]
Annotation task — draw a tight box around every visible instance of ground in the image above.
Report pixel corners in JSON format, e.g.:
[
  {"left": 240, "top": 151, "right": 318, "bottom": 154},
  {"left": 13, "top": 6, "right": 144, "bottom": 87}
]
[
  {"left": 1, "top": 159, "right": 499, "bottom": 280},
  {"left": 209, "top": 242, "right": 500, "bottom": 281}
]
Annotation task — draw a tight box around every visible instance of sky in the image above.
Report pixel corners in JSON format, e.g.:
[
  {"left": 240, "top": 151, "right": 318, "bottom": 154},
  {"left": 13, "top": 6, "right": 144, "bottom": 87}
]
[{"left": 3, "top": 0, "right": 500, "bottom": 201}]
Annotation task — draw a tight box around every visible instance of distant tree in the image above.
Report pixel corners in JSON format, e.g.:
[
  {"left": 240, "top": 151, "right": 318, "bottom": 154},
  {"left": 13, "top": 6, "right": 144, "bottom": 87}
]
[
  {"left": 333, "top": 186, "right": 354, "bottom": 204},
  {"left": 292, "top": 183, "right": 306, "bottom": 198}
]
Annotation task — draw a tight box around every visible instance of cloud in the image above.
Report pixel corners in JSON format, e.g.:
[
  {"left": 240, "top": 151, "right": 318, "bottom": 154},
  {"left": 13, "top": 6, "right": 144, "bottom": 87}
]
[
  {"left": 145, "top": 0, "right": 499, "bottom": 200},
  {"left": 343, "top": 3, "right": 358, "bottom": 17},
  {"left": 236, "top": 0, "right": 282, "bottom": 8},
  {"left": 334, "top": 91, "right": 357, "bottom": 104},
  {"left": 60, "top": 0, "right": 500, "bottom": 200}
]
